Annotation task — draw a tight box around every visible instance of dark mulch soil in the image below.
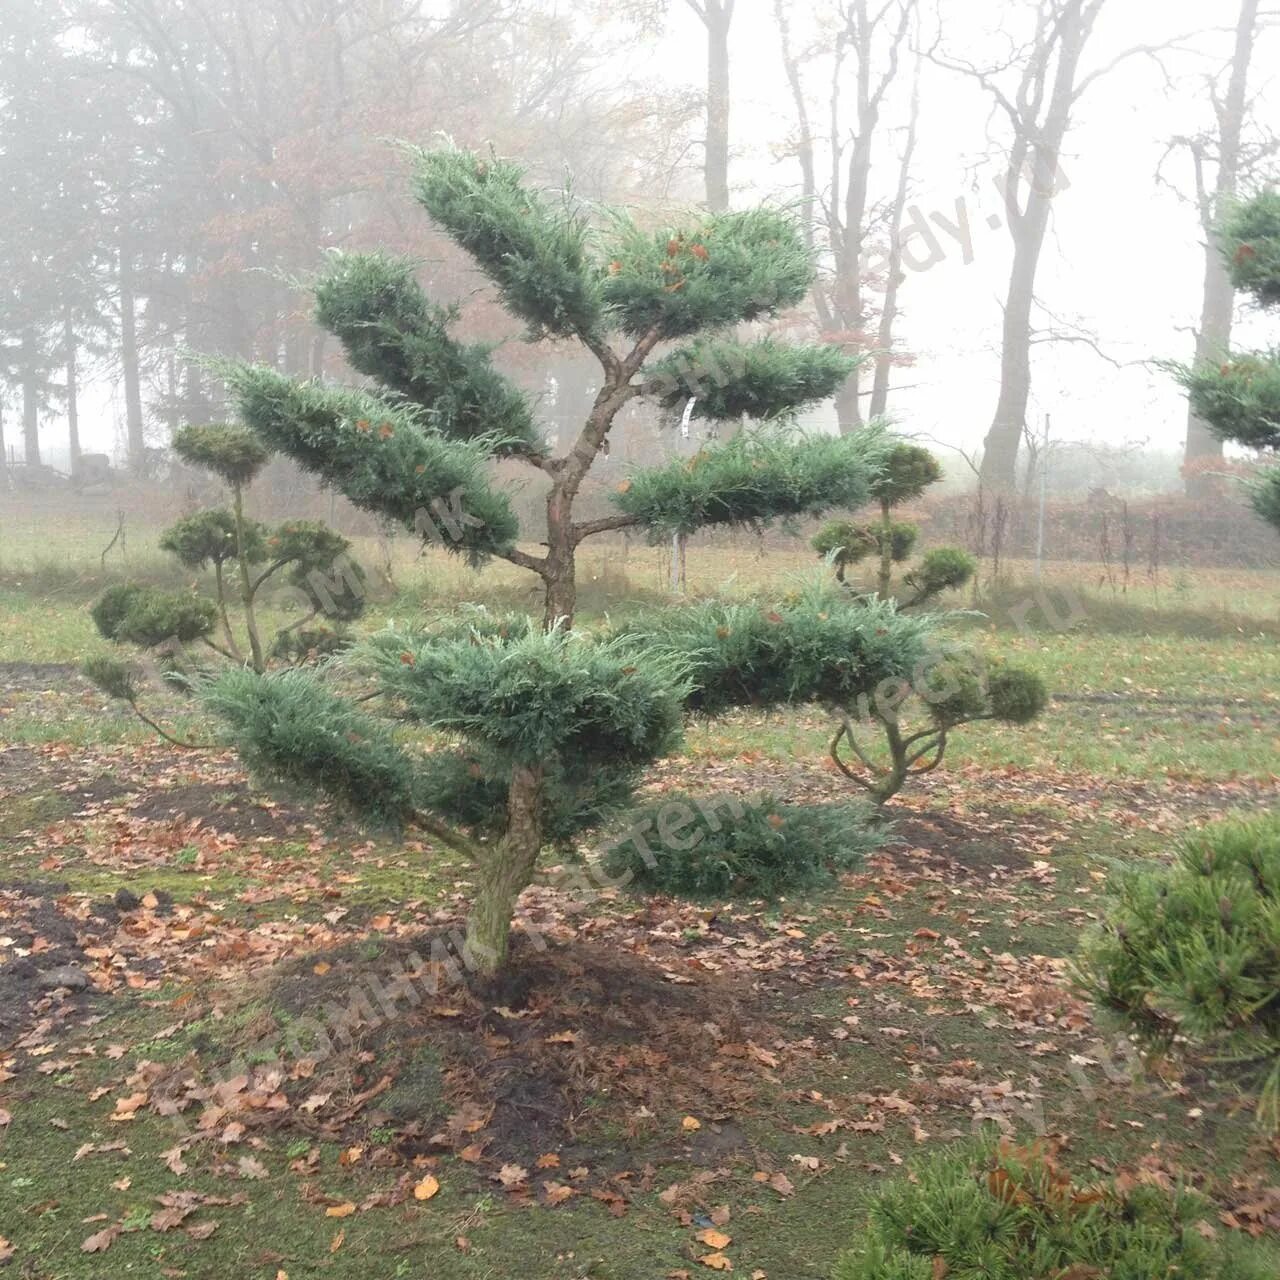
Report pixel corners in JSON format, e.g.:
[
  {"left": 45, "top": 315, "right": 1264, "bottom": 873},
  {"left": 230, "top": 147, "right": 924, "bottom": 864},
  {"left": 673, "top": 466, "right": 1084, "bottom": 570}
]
[
  {"left": 125, "top": 779, "right": 337, "bottom": 841},
  {"left": 888, "top": 810, "right": 1031, "bottom": 874},
  {"left": 0, "top": 881, "right": 99, "bottom": 1044},
  {"left": 193, "top": 930, "right": 804, "bottom": 1168}
]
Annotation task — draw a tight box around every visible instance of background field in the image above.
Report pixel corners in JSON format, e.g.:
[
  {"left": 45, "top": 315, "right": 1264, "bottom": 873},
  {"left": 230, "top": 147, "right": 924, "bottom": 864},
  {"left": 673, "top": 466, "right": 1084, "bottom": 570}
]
[{"left": 1, "top": 514, "right": 1277, "bottom": 1278}]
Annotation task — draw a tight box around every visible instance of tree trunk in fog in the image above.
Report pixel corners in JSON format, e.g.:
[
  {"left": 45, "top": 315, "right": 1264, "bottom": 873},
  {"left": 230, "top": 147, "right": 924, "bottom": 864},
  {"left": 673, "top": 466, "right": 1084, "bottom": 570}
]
[
  {"left": 119, "top": 244, "right": 147, "bottom": 472},
  {"left": 983, "top": 222, "right": 1045, "bottom": 491},
  {"left": 0, "top": 395, "right": 10, "bottom": 487},
  {"left": 65, "top": 310, "right": 82, "bottom": 479},
  {"left": 20, "top": 328, "right": 41, "bottom": 467},
  {"left": 974, "top": 0, "right": 1099, "bottom": 493},
  {"left": 1184, "top": 0, "right": 1261, "bottom": 497},
  {"left": 695, "top": 0, "right": 734, "bottom": 214},
  {"left": 776, "top": 0, "right": 915, "bottom": 435},
  {"left": 774, "top": 0, "right": 816, "bottom": 250},
  {"left": 869, "top": 56, "right": 921, "bottom": 420}
]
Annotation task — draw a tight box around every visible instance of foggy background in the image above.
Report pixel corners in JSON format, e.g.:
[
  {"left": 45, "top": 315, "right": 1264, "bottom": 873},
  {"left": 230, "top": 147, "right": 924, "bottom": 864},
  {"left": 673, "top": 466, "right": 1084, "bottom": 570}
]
[{"left": 2, "top": 0, "right": 1277, "bottom": 514}]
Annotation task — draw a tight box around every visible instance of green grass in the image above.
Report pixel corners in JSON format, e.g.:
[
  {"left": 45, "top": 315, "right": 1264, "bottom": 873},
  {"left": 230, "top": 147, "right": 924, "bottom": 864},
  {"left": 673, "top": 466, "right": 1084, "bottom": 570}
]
[{"left": 2, "top": 532, "right": 1279, "bottom": 1278}]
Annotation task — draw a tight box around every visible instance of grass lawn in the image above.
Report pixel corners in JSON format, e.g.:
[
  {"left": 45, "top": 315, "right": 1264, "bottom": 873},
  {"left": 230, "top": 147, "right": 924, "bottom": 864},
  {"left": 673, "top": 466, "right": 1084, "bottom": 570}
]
[{"left": 1, "top": 538, "right": 1278, "bottom": 1278}]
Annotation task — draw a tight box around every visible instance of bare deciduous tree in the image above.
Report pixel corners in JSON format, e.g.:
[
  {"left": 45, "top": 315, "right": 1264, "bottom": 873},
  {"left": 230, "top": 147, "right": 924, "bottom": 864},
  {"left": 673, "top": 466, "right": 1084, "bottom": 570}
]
[
  {"left": 1163, "top": 0, "right": 1273, "bottom": 496},
  {"left": 930, "top": 0, "right": 1107, "bottom": 491},
  {"left": 777, "top": 0, "right": 917, "bottom": 433}
]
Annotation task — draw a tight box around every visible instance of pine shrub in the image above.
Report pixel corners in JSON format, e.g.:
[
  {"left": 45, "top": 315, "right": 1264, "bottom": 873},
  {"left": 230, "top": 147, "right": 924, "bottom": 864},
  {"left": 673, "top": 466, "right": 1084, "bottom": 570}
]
[
  {"left": 603, "top": 792, "right": 883, "bottom": 899},
  {"left": 1077, "top": 813, "right": 1280, "bottom": 1127},
  {"left": 91, "top": 583, "right": 217, "bottom": 648},
  {"left": 613, "top": 429, "right": 890, "bottom": 538},
  {"left": 832, "top": 1139, "right": 1278, "bottom": 1280}
]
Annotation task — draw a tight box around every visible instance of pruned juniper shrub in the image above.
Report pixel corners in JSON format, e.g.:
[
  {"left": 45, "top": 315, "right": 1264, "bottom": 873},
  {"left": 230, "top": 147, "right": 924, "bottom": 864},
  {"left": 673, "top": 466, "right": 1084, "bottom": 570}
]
[
  {"left": 602, "top": 792, "right": 883, "bottom": 899},
  {"left": 1076, "top": 812, "right": 1280, "bottom": 1129},
  {"left": 812, "top": 441, "right": 976, "bottom": 604},
  {"left": 831, "top": 646, "right": 1048, "bottom": 804},
  {"left": 89, "top": 424, "right": 365, "bottom": 679},
  {"left": 105, "top": 145, "right": 944, "bottom": 978},
  {"left": 831, "top": 1138, "right": 1278, "bottom": 1280}
]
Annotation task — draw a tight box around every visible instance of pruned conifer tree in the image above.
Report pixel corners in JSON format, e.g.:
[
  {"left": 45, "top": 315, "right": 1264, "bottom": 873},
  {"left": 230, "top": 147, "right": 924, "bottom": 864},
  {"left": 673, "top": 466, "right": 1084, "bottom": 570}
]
[{"left": 131, "top": 148, "right": 954, "bottom": 976}]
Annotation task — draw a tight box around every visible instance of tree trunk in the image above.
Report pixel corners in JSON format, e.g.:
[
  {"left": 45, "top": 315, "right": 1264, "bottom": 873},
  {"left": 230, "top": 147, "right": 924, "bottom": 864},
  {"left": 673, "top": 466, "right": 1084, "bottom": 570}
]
[
  {"left": 702, "top": 0, "right": 733, "bottom": 214},
  {"left": 774, "top": 0, "right": 815, "bottom": 249},
  {"left": 1184, "top": 0, "right": 1260, "bottom": 496},
  {"left": 20, "top": 328, "right": 41, "bottom": 467},
  {"left": 869, "top": 56, "right": 921, "bottom": 420},
  {"left": 233, "top": 482, "right": 266, "bottom": 672},
  {"left": 835, "top": 377, "right": 862, "bottom": 436},
  {"left": 543, "top": 487, "right": 576, "bottom": 629},
  {"left": 876, "top": 497, "right": 894, "bottom": 599},
  {"left": 464, "top": 763, "right": 544, "bottom": 976},
  {"left": 65, "top": 311, "right": 82, "bottom": 480},
  {"left": 120, "top": 244, "right": 147, "bottom": 473},
  {"left": 0, "top": 395, "right": 10, "bottom": 488},
  {"left": 979, "top": 232, "right": 1040, "bottom": 490},
  {"left": 975, "top": 0, "right": 1095, "bottom": 492}
]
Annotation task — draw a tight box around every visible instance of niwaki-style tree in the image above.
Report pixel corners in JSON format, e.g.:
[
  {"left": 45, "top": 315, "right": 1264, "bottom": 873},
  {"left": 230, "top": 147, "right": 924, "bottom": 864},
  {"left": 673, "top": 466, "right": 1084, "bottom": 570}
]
[
  {"left": 812, "top": 441, "right": 976, "bottom": 605},
  {"left": 1174, "top": 190, "right": 1280, "bottom": 534},
  {"left": 189, "top": 146, "right": 939, "bottom": 976},
  {"left": 220, "top": 145, "right": 884, "bottom": 629},
  {"left": 88, "top": 423, "right": 365, "bottom": 676},
  {"left": 810, "top": 442, "right": 1043, "bottom": 803}
]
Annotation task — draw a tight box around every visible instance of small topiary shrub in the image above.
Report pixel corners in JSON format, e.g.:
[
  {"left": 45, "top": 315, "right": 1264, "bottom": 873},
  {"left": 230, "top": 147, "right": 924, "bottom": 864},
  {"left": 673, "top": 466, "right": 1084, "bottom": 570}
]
[
  {"left": 831, "top": 648, "right": 1048, "bottom": 804},
  {"left": 602, "top": 792, "right": 884, "bottom": 899},
  {"left": 1077, "top": 812, "right": 1280, "bottom": 1128},
  {"left": 832, "top": 1138, "right": 1278, "bottom": 1280},
  {"left": 91, "top": 584, "right": 217, "bottom": 648},
  {"left": 90, "top": 425, "right": 365, "bottom": 683},
  {"left": 812, "top": 440, "right": 974, "bottom": 603}
]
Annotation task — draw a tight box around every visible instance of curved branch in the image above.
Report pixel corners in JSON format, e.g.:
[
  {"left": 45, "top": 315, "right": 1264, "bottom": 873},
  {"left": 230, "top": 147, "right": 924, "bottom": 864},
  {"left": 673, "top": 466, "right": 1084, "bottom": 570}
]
[
  {"left": 904, "top": 728, "right": 947, "bottom": 771},
  {"left": 830, "top": 725, "right": 879, "bottom": 792},
  {"left": 497, "top": 546, "right": 550, "bottom": 577},
  {"left": 409, "top": 808, "right": 479, "bottom": 860},
  {"left": 127, "top": 700, "right": 215, "bottom": 751},
  {"left": 571, "top": 513, "right": 642, "bottom": 543}
]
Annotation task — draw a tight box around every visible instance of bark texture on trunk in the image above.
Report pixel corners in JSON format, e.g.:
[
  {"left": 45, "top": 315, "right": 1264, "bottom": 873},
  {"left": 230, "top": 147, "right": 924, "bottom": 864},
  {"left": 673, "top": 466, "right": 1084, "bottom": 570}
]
[
  {"left": 975, "top": 0, "right": 1097, "bottom": 493},
  {"left": 20, "top": 328, "right": 41, "bottom": 467},
  {"left": 1184, "top": 0, "right": 1260, "bottom": 496},
  {"left": 65, "top": 311, "right": 81, "bottom": 479},
  {"left": 120, "top": 244, "right": 147, "bottom": 473},
  {"left": 463, "top": 764, "right": 544, "bottom": 977},
  {"left": 701, "top": 0, "right": 733, "bottom": 215}
]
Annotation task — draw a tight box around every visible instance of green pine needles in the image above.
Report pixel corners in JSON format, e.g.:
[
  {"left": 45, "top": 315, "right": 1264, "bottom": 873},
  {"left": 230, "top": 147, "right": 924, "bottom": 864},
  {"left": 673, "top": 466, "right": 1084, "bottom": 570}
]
[
  {"left": 603, "top": 792, "right": 883, "bottom": 899},
  {"left": 832, "top": 1139, "right": 1278, "bottom": 1280},
  {"left": 1077, "top": 813, "right": 1280, "bottom": 1129},
  {"left": 1170, "top": 190, "right": 1280, "bottom": 532},
  {"left": 129, "top": 144, "right": 979, "bottom": 977},
  {"left": 217, "top": 141, "right": 870, "bottom": 628},
  {"left": 614, "top": 429, "right": 890, "bottom": 538}
]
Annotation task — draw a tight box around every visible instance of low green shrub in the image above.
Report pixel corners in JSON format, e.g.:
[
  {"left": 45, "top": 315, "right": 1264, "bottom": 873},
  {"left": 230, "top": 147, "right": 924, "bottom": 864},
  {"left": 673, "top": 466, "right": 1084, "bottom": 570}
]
[
  {"left": 1076, "top": 812, "right": 1280, "bottom": 1128},
  {"left": 91, "top": 582, "right": 217, "bottom": 647},
  {"left": 602, "top": 792, "right": 883, "bottom": 899},
  {"left": 832, "top": 1139, "right": 1277, "bottom": 1280}
]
